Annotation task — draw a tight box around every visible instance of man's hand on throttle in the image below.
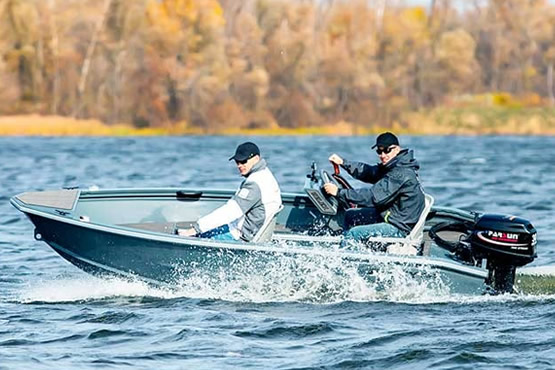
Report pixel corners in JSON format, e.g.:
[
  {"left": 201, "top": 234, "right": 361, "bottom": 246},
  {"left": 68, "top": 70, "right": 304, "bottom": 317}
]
[{"left": 328, "top": 154, "right": 344, "bottom": 166}]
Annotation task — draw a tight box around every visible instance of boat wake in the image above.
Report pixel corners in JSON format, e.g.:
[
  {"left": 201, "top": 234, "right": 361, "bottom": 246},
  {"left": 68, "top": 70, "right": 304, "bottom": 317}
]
[
  {"left": 17, "top": 250, "right": 555, "bottom": 305},
  {"left": 18, "top": 275, "right": 170, "bottom": 304}
]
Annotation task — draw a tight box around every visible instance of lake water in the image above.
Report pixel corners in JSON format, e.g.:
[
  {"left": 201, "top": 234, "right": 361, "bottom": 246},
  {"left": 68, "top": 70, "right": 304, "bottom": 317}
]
[{"left": 1, "top": 136, "right": 554, "bottom": 369}]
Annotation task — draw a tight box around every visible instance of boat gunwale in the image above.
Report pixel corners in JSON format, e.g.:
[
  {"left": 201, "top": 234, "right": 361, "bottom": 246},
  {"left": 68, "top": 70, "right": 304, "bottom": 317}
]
[
  {"left": 13, "top": 187, "right": 478, "bottom": 219},
  {"left": 77, "top": 188, "right": 309, "bottom": 199}
]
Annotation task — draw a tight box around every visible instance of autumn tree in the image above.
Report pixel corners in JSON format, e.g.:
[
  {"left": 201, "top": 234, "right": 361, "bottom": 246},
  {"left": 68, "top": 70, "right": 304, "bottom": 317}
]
[
  {"left": 0, "top": 0, "right": 41, "bottom": 107},
  {"left": 435, "top": 28, "right": 480, "bottom": 95},
  {"left": 317, "top": 1, "right": 383, "bottom": 130},
  {"left": 1, "top": 0, "right": 555, "bottom": 131}
]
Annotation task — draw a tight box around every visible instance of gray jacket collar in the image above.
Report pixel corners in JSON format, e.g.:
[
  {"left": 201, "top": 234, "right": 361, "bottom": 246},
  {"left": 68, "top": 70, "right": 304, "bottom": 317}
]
[{"left": 243, "top": 158, "right": 267, "bottom": 177}]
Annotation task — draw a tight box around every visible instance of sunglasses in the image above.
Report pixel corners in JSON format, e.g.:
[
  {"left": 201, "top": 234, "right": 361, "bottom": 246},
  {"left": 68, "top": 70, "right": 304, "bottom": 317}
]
[
  {"left": 376, "top": 146, "right": 396, "bottom": 155},
  {"left": 235, "top": 154, "right": 255, "bottom": 165}
]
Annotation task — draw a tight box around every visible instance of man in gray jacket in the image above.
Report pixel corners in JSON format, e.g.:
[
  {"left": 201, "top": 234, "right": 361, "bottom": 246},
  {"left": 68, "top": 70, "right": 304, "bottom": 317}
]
[
  {"left": 177, "top": 142, "right": 282, "bottom": 242},
  {"left": 323, "top": 132, "right": 425, "bottom": 244}
]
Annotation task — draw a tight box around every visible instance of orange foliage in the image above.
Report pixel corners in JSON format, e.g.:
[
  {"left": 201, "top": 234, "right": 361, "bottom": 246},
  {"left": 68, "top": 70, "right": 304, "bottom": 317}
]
[{"left": 1, "top": 0, "right": 555, "bottom": 135}]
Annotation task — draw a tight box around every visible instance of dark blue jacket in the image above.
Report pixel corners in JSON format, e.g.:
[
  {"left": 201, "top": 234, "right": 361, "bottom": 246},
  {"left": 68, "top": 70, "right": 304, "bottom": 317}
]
[{"left": 337, "top": 149, "right": 425, "bottom": 234}]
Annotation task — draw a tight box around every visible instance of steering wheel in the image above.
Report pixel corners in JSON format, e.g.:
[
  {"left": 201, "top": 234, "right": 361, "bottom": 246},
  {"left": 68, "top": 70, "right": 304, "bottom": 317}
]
[
  {"left": 330, "top": 163, "right": 354, "bottom": 190},
  {"left": 321, "top": 169, "right": 340, "bottom": 189},
  {"left": 328, "top": 163, "right": 357, "bottom": 209},
  {"left": 319, "top": 169, "right": 339, "bottom": 208}
]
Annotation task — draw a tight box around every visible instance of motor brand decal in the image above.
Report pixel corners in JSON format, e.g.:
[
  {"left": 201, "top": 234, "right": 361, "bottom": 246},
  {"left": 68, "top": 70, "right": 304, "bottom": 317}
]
[
  {"left": 476, "top": 231, "right": 529, "bottom": 248},
  {"left": 486, "top": 230, "right": 519, "bottom": 243}
]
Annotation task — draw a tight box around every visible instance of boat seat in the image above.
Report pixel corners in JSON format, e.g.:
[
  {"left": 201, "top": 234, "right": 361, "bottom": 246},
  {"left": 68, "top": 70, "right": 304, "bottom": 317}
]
[
  {"left": 251, "top": 205, "right": 284, "bottom": 243},
  {"left": 383, "top": 193, "right": 435, "bottom": 256}
]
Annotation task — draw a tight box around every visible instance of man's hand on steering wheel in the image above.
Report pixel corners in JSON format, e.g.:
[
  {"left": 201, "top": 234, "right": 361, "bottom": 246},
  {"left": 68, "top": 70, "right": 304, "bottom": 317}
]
[
  {"left": 324, "top": 155, "right": 356, "bottom": 209},
  {"left": 323, "top": 182, "right": 338, "bottom": 196}
]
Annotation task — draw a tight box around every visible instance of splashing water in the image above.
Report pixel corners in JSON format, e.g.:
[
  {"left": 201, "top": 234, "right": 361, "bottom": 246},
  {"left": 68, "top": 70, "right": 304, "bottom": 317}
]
[
  {"left": 18, "top": 251, "right": 454, "bottom": 305},
  {"left": 163, "top": 240, "right": 456, "bottom": 304},
  {"left": 20, "top": 251, "right": 555, "bottom": 305},
  {"left": 17, "top": 241, "right": 555, "bottom": 305}
]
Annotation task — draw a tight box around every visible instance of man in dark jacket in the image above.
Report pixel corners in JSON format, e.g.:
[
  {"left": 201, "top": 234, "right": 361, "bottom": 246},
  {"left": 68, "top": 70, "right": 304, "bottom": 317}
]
[{"left": 323, "top": 132, "right": 425, "bottom": 244}]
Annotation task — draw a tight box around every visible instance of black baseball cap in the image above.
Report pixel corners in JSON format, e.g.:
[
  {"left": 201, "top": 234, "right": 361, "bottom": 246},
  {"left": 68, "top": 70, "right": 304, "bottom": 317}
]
[
  {"left": 229, "top": 142, "right": 260, "bottom": 161},
  {"left": 371, "top": 132, "right": 400, "bottom": 149}
]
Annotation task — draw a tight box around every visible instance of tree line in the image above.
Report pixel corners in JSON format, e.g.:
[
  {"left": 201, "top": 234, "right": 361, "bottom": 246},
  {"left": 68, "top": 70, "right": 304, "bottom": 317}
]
[{"left": 0, "top": 0, "right": 554, "bottom": 132}]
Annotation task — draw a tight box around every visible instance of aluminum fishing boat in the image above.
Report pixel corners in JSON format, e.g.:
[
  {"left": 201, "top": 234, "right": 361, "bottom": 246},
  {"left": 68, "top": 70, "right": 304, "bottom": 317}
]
[{"left": 10, "top": 165, "right": 538, "bottom": 295}]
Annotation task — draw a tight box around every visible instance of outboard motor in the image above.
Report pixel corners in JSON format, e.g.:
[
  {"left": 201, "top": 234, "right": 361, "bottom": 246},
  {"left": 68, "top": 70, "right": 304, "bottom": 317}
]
[
  {"left": 469, "top": 214, "right": 537, "bottom": 294},
  {"left": 430, "top": 213, "right": 537, "bottom": 294}
]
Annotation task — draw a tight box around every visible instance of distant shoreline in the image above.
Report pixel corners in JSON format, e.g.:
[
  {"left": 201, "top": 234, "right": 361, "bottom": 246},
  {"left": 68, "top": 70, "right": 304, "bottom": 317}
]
[{"left": 1, "top": 109, "right": 554, "bottom": 136}]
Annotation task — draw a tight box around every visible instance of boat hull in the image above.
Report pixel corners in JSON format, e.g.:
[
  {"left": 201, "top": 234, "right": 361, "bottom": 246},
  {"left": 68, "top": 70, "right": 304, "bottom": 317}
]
[{"left": 24, "top": 209, "right": 488, "bottom": 295}]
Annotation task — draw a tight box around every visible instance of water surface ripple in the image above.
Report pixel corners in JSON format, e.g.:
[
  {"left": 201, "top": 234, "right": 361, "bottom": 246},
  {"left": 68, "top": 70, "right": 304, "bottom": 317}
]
[{"left": 1, "top": 136, "right": 555, "bottom": 369}]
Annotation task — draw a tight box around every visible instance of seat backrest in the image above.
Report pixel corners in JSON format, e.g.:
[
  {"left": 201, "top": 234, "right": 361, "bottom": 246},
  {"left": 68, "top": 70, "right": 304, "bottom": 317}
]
[
  {"left": 406, "top": 193, "right": 434, "bottom": 243},
  {"left": 251, "top": 204, "right": 284, "bottom": 243}
]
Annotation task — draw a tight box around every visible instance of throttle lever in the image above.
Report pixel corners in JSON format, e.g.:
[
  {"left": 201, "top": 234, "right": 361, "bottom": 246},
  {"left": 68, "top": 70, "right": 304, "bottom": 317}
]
[{"left": 332, "top": 163, "right": 340, "bottom": 175}]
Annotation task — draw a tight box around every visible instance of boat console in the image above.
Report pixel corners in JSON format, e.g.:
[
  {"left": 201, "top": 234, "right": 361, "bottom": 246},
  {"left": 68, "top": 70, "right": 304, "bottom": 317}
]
[{"left": 303, "top": 162, "right": 339, "bottom": 215}]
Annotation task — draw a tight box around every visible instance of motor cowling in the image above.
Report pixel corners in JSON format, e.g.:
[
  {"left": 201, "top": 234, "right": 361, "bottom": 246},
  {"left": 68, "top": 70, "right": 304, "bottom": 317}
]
[{"left": 470, "top": 214, "right": 537, "bottom": 293}]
